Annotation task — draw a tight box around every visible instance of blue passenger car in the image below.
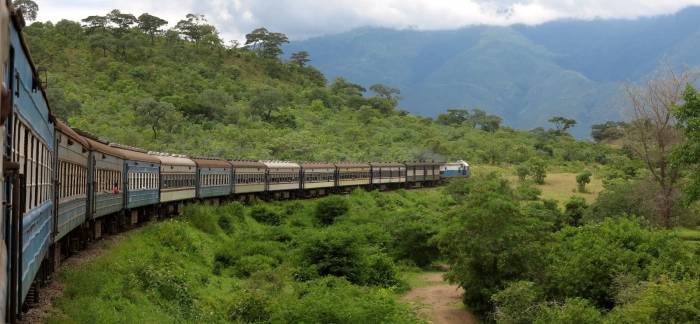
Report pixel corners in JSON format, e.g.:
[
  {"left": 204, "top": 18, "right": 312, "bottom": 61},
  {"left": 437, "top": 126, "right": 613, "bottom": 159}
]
[
  {"left": 75, "top": 132, "right": 126, "bottom": 236},
  {"left": 440, "top": 160, "right": 470, "bottom": 178},
  {"left": 3, "top": 10, "right": 56, "bottom": 314},
  {"left": 193, "top": 158, "right": 232, "bottom": 199},
  {"left": 54, "top": 120, "right": 89, "bottom": 243},
  {"left": 110, "top": 144, "right": 160, "bottom": 210}
]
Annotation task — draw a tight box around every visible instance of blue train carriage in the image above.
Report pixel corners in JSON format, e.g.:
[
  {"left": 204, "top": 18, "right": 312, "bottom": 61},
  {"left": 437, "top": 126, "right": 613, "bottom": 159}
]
[
  {"left": 263, "top": 161, "right": 300, "bottom": 199},
  {"left": 193, "top": 158, "right": 232, "bottom": 204},
  {"left": 370, "top": 162, "right": 406, "bottom": 190},
  {"left": 110, "top": 144, "right": 160, "bottom": 225},
  {"left": 300, "top": 162, "right": 336, "bottom": 197},
  {"left": 335, "top": 162, "right": 371, "bottom": 192},
  {"left": 440, "top": 160, "right": 470, "bottom": 178},
  {"left": 2, "top": 7, "right": 56, "bottom": 319},
  {"left": 230, "top": 160, "right": 266, "bottom": 201},
  {"left": 52, "top": 120, "right": 89, "bottom": 268},
  {"left": 76, "top": 131, "right": 125, "bottom": 239},
  {"left": 150, "top": 153, "right": 196, "bottom": 215},
  {"left": 0, "top": 1, "right": 11, "bottom": 319}
]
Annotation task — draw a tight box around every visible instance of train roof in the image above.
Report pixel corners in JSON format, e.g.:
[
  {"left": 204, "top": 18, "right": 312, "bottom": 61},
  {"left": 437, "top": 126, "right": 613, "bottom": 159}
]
[
  {"left": 299, "top": 162, "right": 336, "bottom": 168},
  {"left": 404, "top": 160, "right": 443, "bottom": 166},
  {"left": 262, "top": 160, "right": 301, "bottom": 169},
  {"left": 369, "top": 162, "right": 405, "bottom": 167},
  {"left": 55, "top": 119, "right": 89, "bottom": 147},
  {"left": 229, "top": 160, "right": 267, "bottom": 168},
  {"left": 193, "top": 158, "right": 232, "bottom": 168},
  {"left": 335, "top": 162, "right": 371, "bottom": 168},
  {"left": 8, "top": 6, "right": 54, "bottom": 118},
  {"left": 109, "top": 144, "right": 161, "bottom": 164},
  {"left": 148, "top": 153, "right": 196, "bottom": 167}
]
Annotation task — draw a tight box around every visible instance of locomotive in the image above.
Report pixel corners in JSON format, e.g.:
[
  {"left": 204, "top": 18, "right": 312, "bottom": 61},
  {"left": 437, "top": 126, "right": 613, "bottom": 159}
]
[{"left": 0, "top": 3, "right": 469, "bottom": 322}]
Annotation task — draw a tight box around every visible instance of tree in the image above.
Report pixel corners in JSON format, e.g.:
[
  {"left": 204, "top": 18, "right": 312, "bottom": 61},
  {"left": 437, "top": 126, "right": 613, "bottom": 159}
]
[
  {"left": 516, "top": 164, "right": 530, "bottom": 182},
  {"left": 529, "top": 158, "right": 547, "bottom": 185},
  {"left": 106, "top": 9, "right": 137, "bottom": 35},
  {"left": 134, "top": 98, "right": 180, "bottom": 139},
  {"left": 314, "top": 196, "right": 349, "bottom": 226},
  {"left": 549, "top": 116, "right": 577, "bottom": 134},
  {"left": 563, "top": 196, "right": 587, "bottom": 226},
  {"left": 290, "top": 51, "right": 311, "bottom": 67},
  {"left": 137, "top": 13, "right": 168, "bottom": 43},
  {"left": 673, "top": 85, "right": 700, "bottom": 204},
  {"left": 624, "top": 68, "right": 696, "bottom": 228},
  {"left": 591, "top": 121, "right": 627, "bottom": 142},
  {"left": 13, "top": 0, "right": 38, "bottom": 22},
  {"left": 576, "top": 170, "right": 592, "bottom": 193},
  {"left": 82, "top": 15, "right": 109, "bottom": 33},
  {"left": 175, "top": 14, "right": 219, "bottom": 45},
  {"left": 250, "top": 87, "right": 286, "bottom": 121},
  {"left": 437, "top": 109, "right": 470, "bottom": 126},
  {"left": 245, "top": 28, "right": 289, "bottom": 59},
  {"left": 470, "top": 109, "right": 502, "bottom": 132}
]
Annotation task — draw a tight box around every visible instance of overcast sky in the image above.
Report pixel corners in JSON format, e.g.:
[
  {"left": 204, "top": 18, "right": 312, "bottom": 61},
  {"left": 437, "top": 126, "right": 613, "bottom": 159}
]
[{"left": 35, "top": 0, "right": 700, "bottom": 41}]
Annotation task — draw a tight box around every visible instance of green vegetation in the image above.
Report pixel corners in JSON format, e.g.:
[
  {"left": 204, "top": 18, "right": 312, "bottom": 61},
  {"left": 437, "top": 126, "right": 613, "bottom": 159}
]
[
  {"left": 439, "top": 174, "right": 700, "bottom": 322},
  {"left": 50, "top": 189, "right": 452, "bottom": 323},
  {"left": 23, "top": 10, "right": 621, "bottom": 166}
]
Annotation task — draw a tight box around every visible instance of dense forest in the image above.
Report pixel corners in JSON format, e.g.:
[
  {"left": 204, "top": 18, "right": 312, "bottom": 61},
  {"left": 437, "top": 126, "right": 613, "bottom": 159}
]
[{"left": 12, "top": 2, "right": 700, "bottom": 324}]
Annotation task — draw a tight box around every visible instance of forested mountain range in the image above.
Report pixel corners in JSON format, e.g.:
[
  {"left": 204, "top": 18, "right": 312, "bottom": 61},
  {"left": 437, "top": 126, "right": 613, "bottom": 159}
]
[{"left": 286, "top": 6, "right": 700, "bottom": 137}]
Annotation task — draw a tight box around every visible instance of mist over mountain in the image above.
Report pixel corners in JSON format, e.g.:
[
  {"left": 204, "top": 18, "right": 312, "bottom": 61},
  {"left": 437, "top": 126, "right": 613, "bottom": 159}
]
[{"left": 287, "top": 6, "right": 700, "bottom": 138}]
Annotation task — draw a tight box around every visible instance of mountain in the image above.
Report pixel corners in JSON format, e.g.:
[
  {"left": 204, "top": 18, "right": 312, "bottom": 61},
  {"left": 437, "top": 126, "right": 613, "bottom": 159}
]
[{"left": 286, "top": 6, "right": 700, "bottom": 138}]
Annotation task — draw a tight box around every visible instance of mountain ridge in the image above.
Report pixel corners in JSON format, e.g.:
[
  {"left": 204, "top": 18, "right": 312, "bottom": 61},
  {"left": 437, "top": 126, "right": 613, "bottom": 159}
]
[{"left": 286, "top": 6, "right": 700, "bottom": 137}]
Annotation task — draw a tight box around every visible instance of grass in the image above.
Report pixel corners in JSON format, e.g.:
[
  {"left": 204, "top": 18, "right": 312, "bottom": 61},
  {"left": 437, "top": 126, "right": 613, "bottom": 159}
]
[
  {"left": 532, "top": 172, "right": 603, "bottom": 205},
  {"left": 675, "top": 227, "right": 700, "bottom": 241}
]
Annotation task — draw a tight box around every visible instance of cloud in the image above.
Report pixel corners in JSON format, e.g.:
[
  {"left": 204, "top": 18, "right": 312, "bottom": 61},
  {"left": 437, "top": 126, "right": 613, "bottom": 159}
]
[{"left": 35, "top": 0, "right": 700, "bottom": 41}]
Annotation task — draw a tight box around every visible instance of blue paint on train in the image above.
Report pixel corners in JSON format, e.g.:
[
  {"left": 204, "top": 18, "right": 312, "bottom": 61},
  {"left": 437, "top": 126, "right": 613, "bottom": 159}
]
[
  {"left": 21, "top": 201, "right": 52, "bottom": 301},
  {"left": 197, "top": 167, "right": 232, "bottom": 198},
  {"left": 55, "top": 198, "right": 86, "bottom": 242},
  {"left": 124, "top": 162, "right": 160, "bottom": 209}
]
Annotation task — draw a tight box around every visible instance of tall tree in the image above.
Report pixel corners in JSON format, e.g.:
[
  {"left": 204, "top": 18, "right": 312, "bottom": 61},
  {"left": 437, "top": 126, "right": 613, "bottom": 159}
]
[
  {"left": 82, "top": 15, "right": 109, "bottom": 33},
  {"left": 672, "top": 84, "right": 700, "bottom": 203},
  {"left": 250, "top": 87, "right": 286, "bottom": 121},
  {"left": 175, "top": 13, "right": 215, "bottom": 45},
  {"left": 137, "top": 13, "right": 168, "bottom": 43},
  {"left": 245, "top": 27, "right": 289, "bottom": 59},
  {"left": 548, "top": 116, "right": 577, "bottom": 134},
  {"left": 13, "top": 0, "right": 38, "bottom": 22},
  {"left": 624, "top": 68, "right": 696, "bottom": 228},
  {"left": 106, "top": 9, "right": 137, "bottom": 35},
  {"left": 290, "top": 51, "right": 311, "bottom": 67},
  {"left": 134, "top": 98, "right": 180, "bottom": 139}
]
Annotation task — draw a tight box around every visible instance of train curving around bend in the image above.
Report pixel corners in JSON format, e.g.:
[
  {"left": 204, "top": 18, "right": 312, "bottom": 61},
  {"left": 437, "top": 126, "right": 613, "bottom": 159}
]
[{"left": 0, "top": 3, "right": 470, "bottom": 322}]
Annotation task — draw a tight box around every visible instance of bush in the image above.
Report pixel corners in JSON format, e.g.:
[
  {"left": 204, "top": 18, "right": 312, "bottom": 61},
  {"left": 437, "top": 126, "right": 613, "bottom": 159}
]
[
  {"left": 314, "top": 196, "right": 350, "bottom": 226},
  {"left": 250, "top": 206, "right": 282, "bottom": 226},
  {"left": 564, "top": 196, "right": 588, "bottom": 227},
  {"left": 183, "top": 205, "right": 219, "bottom": 234},
  {"left": 577, "top": 170, "right": 592, "bottom": 193},
  {"left": 389, "top": 213, "right": 440, "bottom": 267},
  {"left": 228, "top": 289, "right": 271, "bottom": 323},
  {"left": 528, "top": 159, "right": 547, "bottom": 185},
  {"left": 492, "top": 281, "right": 542, "bottom": 324},
  {"left": 516, "top": 164, "right": 530, "bottom": 182},
  {"left": 607, "top": 278, "right": 700, "bottom": 323},
  {"left": 271, "top": 277, "right": 421, "bottom": 323},
  {"left": 534, "top": 298, "right": 603, "bottom": 324}
]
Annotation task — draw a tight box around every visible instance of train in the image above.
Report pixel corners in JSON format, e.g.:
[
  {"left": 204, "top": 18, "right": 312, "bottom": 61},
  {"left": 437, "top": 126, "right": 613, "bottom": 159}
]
[{"left": 0, "top": 3, "right": 470, "bottom": 322}]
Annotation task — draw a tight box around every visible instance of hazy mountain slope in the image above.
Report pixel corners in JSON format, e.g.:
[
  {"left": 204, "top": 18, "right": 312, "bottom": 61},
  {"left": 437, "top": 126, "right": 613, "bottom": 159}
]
[{"left": 287, "top": 6, "right": 700, "bottom": 137}]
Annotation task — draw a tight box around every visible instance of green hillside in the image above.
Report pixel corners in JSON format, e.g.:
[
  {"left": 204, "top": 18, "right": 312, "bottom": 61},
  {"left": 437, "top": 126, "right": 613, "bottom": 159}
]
[{"left": 24, "top": 13, "right": 614, "bottom": 165}]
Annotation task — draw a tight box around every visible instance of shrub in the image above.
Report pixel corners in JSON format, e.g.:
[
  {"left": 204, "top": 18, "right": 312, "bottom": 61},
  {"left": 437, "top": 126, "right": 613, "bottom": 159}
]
[
  {"left": 183, "top": 205, "right": 219, "bottom": 234},
  {"left": 237, "top": 255, "right": 278, "bottom": 277},
  {"left": 534, "top": 298, "right": 603, "bottom": 324},
  {"left": 564, "top": 196, "right": 588, "bottom": 227},
  {"left": 389, "top": 213, "right": 440, "bottom": 267},
  {"left": 516, "top": 164, "right": 530, "bottom": 182},
  {"left": 492, "top": 281, "right": 542, "bottom": 324},
  {"left": 315, "top": 196, "right": 350, "bottom": 226},
  {"left": 577, "top": 170, "right": 593, "bottom": 193},
  {"left": 528, "top": 158, "right": 547, "bottom": 185},
  {"left": 250, "top": 206, "right": 282, "bottom": 226},
  {"left": 228, "top": 289, "right": 271, "bottom": 323}
]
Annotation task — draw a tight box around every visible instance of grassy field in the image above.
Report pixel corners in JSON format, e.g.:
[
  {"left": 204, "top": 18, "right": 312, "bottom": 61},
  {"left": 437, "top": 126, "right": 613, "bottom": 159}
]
[{"left": 474, "top": 165, "right": 603, "bottom": 205}]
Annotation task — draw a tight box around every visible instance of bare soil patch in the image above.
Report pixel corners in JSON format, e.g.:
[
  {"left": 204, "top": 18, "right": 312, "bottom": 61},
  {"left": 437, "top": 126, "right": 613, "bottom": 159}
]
[{"left": 402, "top": 272, "right": 477, "bottom": 324}]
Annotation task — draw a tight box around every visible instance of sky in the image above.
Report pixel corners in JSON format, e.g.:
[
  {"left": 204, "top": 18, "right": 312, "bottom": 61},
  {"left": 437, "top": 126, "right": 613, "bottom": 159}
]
[{"left": 35, "top": 0, "right": 700, "bottom": 41}]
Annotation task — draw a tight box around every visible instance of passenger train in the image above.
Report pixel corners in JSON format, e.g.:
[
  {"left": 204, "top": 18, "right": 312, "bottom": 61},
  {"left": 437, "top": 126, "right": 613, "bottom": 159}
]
[{"left": 0, "top": 3, "right": 469, "bottom": 322}]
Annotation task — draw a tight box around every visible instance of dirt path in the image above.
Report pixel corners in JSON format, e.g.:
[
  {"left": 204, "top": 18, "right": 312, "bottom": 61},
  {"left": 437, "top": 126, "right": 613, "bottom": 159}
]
[
  {"left": 18, "top": 232, "right": 129, "bottom": 324},
  {"left": 402, "top": 273, "right": 477, "bottom": 324}
]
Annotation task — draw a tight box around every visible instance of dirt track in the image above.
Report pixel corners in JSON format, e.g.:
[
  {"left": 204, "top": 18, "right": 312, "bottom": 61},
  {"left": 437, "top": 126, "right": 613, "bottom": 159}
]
[{"left": 402, "top": 273, "right": 477, "bottom": 324}]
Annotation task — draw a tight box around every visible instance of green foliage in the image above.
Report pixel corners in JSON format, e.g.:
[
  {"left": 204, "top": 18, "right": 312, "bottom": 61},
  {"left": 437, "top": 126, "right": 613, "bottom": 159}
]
[
  {"left": 529, "top": 158, "right": 548, "bottom": 184},
  {"left": 314, "top": 196, "right": 349, "bottom": 226},
  {"left": 534, "top": 298, "right": 603, "bottom": 324},
  {"left": 607, "top": 278, "right": 700, "bottom": 323},
  {"left": 673, "top": 85, "right": 700, "bottom": 204},
  {"left": 591, "top": 121, "right": 627, "bottom": 143},
  {"left": 13, "top": 0, "right": 39, "bottom": 22},
  {"left": 516, "top": 163, "right": 530, "bottom": 182},
  {"left": 576, "top": 170, "right": 592, "bottom": 193},
  {"left": 388, "top": 212, "right": 441, "bottom": 267},
  {"left": 250, "top": 205, "right": 282, "bottom": 226},
  {"left": 492, "top": 281, "right": 542, "bottom": 324},
  {"left": 564, "top": 196, "right": 587, "bottom": 227}
]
